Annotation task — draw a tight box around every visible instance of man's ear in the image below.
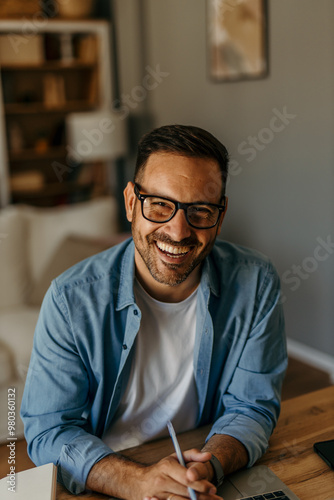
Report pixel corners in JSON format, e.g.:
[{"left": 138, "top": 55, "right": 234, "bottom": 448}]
[
  {"left": 123, "top": 182, "right": 136, "bottom": 223},
  {"left": 216, "top": 196, "right": 228, "bottom": 237}
]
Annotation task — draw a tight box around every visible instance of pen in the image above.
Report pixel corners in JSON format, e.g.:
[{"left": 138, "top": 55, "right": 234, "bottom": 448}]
[{"left": 167, "top": 420, "right": 197, "bottom": 500}]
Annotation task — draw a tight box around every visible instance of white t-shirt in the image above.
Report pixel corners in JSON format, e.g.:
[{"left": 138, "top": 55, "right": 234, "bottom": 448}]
[{"left": 103, "top": 279, "right": 198, "bottom": 451}]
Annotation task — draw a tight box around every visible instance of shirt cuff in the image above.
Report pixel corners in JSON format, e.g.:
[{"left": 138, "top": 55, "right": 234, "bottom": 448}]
[
  {"left": 57, "top": 434, "right": 114, "bottom": 494},
  {"left": 206, "top": 413, "right": 272, "bottom": 467}
]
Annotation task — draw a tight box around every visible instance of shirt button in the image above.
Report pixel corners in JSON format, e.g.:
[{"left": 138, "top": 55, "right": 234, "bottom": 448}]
[
  {"left": 133, "top": 309, "right": 138, "bottom": 315},
  {"left": 122, "top": 344, "right": 128, "bottom": 350}
]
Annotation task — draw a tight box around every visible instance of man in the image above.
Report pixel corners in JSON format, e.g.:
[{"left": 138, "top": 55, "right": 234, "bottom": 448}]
[{"left": 21, "top": 125, "right": 287, "bottom": 500}]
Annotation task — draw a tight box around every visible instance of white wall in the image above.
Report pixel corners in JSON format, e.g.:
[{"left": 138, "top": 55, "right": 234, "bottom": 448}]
[{"left": 117, "top": 0, "right": 334, "bottom": 357}]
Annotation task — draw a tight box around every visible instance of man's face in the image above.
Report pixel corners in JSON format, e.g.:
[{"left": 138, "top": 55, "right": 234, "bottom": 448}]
[{"left": 124, "top": 153, "right": 227, "bottom": 297}]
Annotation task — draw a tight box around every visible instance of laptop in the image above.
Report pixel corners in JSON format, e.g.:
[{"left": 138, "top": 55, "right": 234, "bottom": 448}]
[{"left": 218, "top": 465, "right": 300, "bottom": 500}]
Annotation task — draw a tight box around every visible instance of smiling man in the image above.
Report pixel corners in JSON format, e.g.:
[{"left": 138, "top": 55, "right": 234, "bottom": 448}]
[
  {"left": 21, "top": 125, "right": 287, "bottom": 500},
  {"left": 128, "top": 152, "right": 225, "bottom": 300}
]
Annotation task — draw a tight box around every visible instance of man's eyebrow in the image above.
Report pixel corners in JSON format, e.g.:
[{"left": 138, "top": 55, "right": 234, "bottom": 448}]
[{"left": 137, "top": 184, "right": 223, "bottom": 205}]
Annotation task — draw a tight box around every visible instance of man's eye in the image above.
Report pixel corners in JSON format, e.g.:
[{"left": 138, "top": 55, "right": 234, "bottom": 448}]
[
  {"left": 192, "top": 206, "right": 214, "bottom": 215},
  {"left": 151, "top": 200, "right": 173, "bottom": 209}
]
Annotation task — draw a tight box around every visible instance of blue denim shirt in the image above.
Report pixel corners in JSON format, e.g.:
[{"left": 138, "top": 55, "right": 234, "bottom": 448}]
[{"left": 21, "top": 238, "right": 287, "bottom": 494}]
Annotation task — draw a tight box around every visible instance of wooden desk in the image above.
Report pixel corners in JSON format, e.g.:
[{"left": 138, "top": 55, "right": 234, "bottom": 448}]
[
  {"left": 258, "top": 385, "right": 334, "bottom": 499},
  {"left": 1, "top": 387, "right": 333, "bottom": 499},
  {"left": 55, "top": 386, "right": 334, "bottom": 499}
]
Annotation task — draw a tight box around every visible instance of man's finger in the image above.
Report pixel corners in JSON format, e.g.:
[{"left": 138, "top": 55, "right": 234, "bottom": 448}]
[
  {"left": 182, "top": 449, "right": 212, "bottom": 463},
  {"left": 186, "top": 461, "right": 213, "bottom": 482},
  {"left": 157, "top": 455, "right": 216, "bottom": 496}
]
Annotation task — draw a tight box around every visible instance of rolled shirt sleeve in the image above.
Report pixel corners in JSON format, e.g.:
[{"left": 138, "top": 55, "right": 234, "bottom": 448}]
[
  {"left": 204, "top": 255, "right": 287, "bottom": 465},
  {"left": 21, "top": 283, "right": 113, "bottom": 494}
]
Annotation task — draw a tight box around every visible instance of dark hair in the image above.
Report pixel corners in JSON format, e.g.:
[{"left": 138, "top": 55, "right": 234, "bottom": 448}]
[{"left": 134, "top": 124, "right": 229, "bottom": 196}]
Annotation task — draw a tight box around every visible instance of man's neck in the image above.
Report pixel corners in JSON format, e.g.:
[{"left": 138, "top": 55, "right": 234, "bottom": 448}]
[{"left": 134, "top": 260, "right": 201, "bottom": 303}]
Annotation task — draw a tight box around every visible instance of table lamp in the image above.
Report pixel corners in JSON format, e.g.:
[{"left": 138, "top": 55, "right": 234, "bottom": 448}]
[
  {"left": 66, "top": 109, "right": 128, "bottom": 193},
  {"left": 66, "top": 109, "right": 127, "bottom": 162}
]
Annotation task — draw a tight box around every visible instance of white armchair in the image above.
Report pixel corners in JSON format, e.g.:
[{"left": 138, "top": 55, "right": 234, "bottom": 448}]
[{"left": 0, "top": 196, "right": 121, "bottom": 442}]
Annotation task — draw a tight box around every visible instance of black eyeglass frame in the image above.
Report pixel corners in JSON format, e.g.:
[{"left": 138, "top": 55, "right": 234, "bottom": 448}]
[{"left": 134, "top": 183, "right": 226, "bottom": 229}]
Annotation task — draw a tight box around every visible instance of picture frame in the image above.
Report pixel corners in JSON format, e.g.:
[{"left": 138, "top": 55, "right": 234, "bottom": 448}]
[{"left": 207, "top": 0, "right": 269, "bottom": 82}]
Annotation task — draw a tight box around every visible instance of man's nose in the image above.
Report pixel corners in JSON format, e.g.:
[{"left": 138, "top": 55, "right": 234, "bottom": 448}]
[{"left": 163, "top": 208, "right": 192, "bottom": 240}]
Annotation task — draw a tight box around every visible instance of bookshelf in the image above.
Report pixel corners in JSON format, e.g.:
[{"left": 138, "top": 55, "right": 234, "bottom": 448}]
[{"left": 0, "top": 20, "right": 113, "bottom": 207}]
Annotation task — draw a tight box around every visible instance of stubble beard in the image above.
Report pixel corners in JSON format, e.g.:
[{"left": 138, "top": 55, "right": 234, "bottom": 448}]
[{"left": 131, "top": 212, "right": 216, "bottom": 287}]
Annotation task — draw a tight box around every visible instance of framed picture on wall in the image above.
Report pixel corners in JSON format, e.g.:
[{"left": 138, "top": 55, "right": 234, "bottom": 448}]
[{"left": 207, "top": 0, "right": 269, "bottom": 81}]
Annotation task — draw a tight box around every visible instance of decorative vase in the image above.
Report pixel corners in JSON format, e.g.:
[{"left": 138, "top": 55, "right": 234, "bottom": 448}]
[{"left": 56, "top": 0, "right": 95, "bottom": 19}]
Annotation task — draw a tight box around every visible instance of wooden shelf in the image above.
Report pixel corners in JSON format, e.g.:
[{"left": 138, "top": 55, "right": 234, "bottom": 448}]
[
  {"left": 0, "top": 19, "right": 112, "bottom": 207},
  {"left": 0, "top": 61, "right": 97, "bottom": 71},
  {"left": 11, "top": 181, "right": 94, "bottom": 198},
  {"left": 5, "top": 101, "right": 96, "bottom": 115},
  {"left": 8, "top": 147, "right": 66, "bottom": 162}
]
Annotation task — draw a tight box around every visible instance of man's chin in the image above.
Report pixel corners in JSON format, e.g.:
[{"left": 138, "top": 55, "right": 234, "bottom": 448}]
[
  {"left": 148, "top": 260, "right": 197, "bottom": 287},
  {"left": 148, "top": 273, "right": 188, "bottom": 287}
]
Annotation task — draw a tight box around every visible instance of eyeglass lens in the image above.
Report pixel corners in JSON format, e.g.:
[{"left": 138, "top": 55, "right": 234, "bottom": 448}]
[{"left": 142, "top": 197, "right": 220, "bottom": 228}]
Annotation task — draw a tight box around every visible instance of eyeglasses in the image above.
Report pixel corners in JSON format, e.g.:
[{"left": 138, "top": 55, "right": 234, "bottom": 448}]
[{"left": 134, "top": 184, "right": 226, "bottom": 229}]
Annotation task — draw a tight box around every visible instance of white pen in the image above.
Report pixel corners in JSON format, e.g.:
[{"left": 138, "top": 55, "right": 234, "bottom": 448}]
[{"left": 167, "top": 420, "right": 197, "bottom": 500}]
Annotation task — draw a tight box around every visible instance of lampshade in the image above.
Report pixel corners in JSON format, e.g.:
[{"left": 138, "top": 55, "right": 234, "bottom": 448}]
[{"left": 66, "top": 110, "right": 127, "bottom": 163}]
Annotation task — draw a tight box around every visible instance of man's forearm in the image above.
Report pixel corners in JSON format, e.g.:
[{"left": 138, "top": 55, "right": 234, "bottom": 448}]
[
  {"left": 86, "top": 453, "right": 145, "bottom": 499},
  {"left": 202, "top": 434, "right": 249, "bottom": 477}
]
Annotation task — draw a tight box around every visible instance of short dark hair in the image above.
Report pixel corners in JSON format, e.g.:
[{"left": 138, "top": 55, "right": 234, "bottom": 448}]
[{"left": 134, "top": 124, "right": 229, "bottom": 196}]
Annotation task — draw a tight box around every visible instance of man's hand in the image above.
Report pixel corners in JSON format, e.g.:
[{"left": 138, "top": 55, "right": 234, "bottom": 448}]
[
  {"left": 142, "top": 449, "right": 221, "bottom": 500},
  {"left": 86, "top": 448, "right": 221, "bottom": 500}
]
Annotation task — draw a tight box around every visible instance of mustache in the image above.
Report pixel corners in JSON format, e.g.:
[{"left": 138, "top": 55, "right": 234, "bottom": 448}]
[{"left": 148, "top": 232, "right": 199, "bottom": 247}]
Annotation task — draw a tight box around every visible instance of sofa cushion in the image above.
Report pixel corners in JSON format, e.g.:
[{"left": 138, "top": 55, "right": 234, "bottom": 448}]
[
  {"left": 0, "top": 206, "right": 30, "bottom": 308},
  {"left": 28, "top": 234, "right": 124, "bottom": 306},
  {"left": 0, "top": 306, "right": 40, "bottom": 382},
  {"left": 25, "top": 196, "right": 119, "bottom": 284}
]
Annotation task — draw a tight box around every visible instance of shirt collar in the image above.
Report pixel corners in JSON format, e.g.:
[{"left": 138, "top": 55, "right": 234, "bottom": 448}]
[
  {"left": 200, "top": 248, "right": 221, "bottom": 298},
  {"left": 116, "top": 239, "right": 136, "bottom": 310}
]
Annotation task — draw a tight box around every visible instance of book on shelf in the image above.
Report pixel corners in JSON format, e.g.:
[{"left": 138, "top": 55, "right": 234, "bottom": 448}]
[
  {"left": 10, "top": 170, "right": 44, "bottom": 192},
  {"left": 43, "top": 73, "right": 66, "bottom": 108},
  {"left": 0, "top": 34, "right": 44, "bottom": 65},
  {"left": 77, "top": 34, "right": 98, "bottom": 63}
]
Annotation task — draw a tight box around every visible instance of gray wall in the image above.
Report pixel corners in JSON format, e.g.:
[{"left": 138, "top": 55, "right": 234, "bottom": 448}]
[{"left": 116, "top": 0, "right": 334, "bottom": 357}]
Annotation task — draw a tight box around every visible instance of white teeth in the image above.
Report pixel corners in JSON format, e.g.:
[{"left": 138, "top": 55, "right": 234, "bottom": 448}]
[{"left": 156, "top": 241, "right": 190, "bottom": 255}]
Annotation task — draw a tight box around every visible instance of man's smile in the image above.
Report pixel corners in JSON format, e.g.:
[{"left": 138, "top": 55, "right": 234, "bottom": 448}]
[{"left": 155, "top": 240, "right": 192, "bottom": 257}]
